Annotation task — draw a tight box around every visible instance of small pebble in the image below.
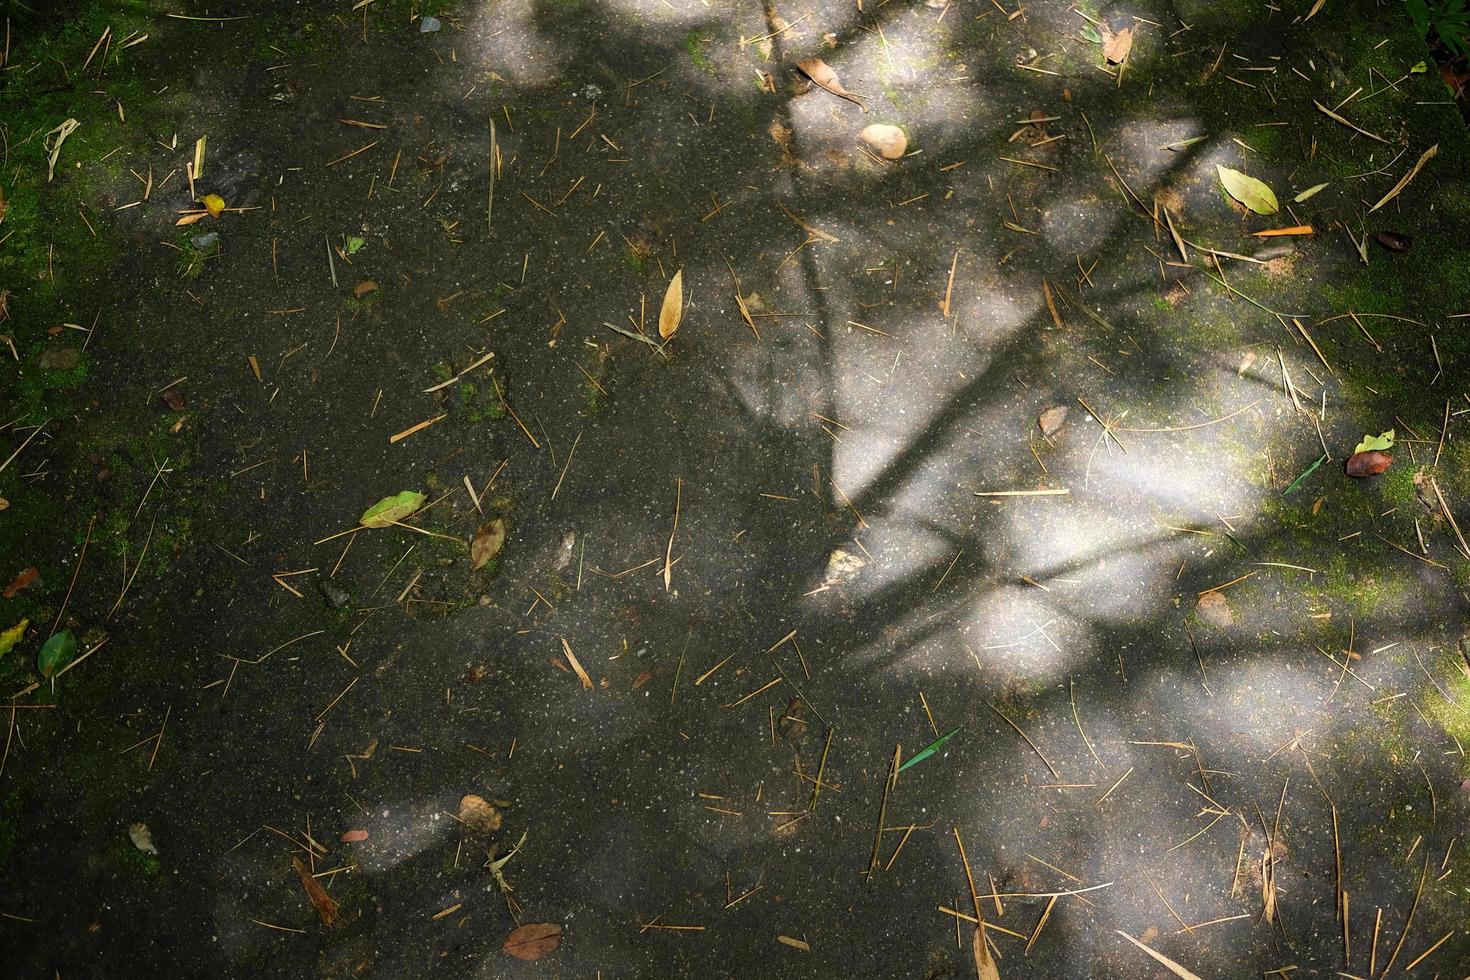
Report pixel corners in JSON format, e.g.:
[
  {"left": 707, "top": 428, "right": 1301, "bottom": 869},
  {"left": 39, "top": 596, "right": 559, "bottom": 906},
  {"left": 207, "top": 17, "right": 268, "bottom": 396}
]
[{"left": 419, "top": 15, "right": 440, "bottom": 32}]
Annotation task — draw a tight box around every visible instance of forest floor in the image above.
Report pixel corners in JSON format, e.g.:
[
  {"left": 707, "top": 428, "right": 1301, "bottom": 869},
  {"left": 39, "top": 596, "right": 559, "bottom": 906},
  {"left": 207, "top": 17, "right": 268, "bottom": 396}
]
[{"left": 4, "top": 1, "right": 1470, "bottom": 977}]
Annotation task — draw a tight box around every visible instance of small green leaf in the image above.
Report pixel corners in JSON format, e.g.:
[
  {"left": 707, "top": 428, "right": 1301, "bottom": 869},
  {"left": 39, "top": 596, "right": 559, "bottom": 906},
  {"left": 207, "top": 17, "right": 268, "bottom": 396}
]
[
  {"left": 1293, "top": 182, "right": 1329, "bottom": 203},
  {"left": 0, "top": 618, "right": 28, "bottom": 656},
  {"left": 38, "top": 629, "right": 76, "bottom": 678},
  {"left": 1217, "top": 165, "right": 1279, "bottom": 215},
  {"left": 898, "top": 726, "right": 962, "bottom": 773},
  {"left": 1410, "top": 61, "right": 1428, "bottom": 74},
  {"left": 345, "top": 236, "right": 365, "bottom": 254},
  {"left": 1354, "top": 430, "right": 1395, "bottom": 454},
  {"left": 360, "top": 490, "right": 427, "bottom": 528},
  {"left": 1079, "top": 25, "right": 1102, "bottom": 43}
]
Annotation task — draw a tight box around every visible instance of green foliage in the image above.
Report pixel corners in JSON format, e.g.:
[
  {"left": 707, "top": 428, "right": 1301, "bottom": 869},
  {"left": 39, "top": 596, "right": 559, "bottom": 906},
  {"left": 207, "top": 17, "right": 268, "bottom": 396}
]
[{"left": 1406, "top": 0, "right": 1470, "bottom": 59}]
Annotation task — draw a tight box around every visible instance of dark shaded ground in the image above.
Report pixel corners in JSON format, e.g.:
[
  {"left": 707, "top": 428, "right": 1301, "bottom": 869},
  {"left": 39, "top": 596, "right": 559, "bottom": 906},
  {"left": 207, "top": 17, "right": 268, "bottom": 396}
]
[{"left": 5, "top": 0, "right": 1470, "bottom": 976}]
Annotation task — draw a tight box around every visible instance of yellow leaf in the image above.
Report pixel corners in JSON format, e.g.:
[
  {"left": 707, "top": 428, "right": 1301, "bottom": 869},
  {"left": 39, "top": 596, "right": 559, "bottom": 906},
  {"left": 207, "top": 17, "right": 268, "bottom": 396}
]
[
  {"left": 1216, "top": 165, "right": 1279, "bottom": 215},
  {"left": 658, "top": 269, "right": 684, "bottom": 340},
  {"left": 199, "top": 193, "right": 226, "bottom": 218},
  {"left": 0, "top": 618, "right": 28, "bottom": 656}
]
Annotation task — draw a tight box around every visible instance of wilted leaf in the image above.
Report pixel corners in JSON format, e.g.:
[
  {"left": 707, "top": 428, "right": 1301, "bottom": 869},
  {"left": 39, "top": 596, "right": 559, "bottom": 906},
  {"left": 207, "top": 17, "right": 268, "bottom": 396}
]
[
  {"left": 503, "top": 923, "right": 562, "bottom": 961},
  {"left": 353, "top": 280, "right": 378, "bottom": 298},
  {"left": 340, "top": 829, "right": 369, "bottom": 843},
  {"left": 1374, "top": 231, "right": 1413, "bottom": 252},
  {"left": 859, "top": 124, "right": 908, "bottom": 160},
  {"left": 291, "top": 854, "right": 340, "bottom": 928},
  {"left": 160, "top": 388, "right": 185, "bottom": 411},
  {"left": 360, "top": 490, "right": 427, "bottom": 528},
  {"left": 1103, "top": 27, "right": 1133, "bottom": 64},
  {"left": 794, "top": 58, "right": 867, "bottom": 111},
  {"left": 199, "top": 193, "right": 225, "bottom": 218},
  {"left": 0, "top": 619, "right": 28, "bottom": 656},
  {"left": 1293, "top": 182, "right": 1329, "bottom": 203},
  {"left": 1038, "top": 405, "right": 1069, "bottom": 436},
  {"left": 972, "top": 925, "right": 1001, "bottom": 980},
  {"left": 1217, "top": 166, "right": 1279, "bottom": 215},
  {"left": 1346, "top": 450, "right": 1392, "bottom": 477},
  {"left": 471, "top": 518, "right": 506, "bottom": 570},
  {"left": 1079, "top": 24, "right": 1102, "bottom": 43},
  {"left": 4, "top": 566, "right": 39, "bottom": 598},
  {"left": 38, "top": 629, "right": 76, "bottom": 678},
  {"left": 128, "top": 822, "right": 157, "bottom": 855},
  {"left": 658, "top": 269, "right": 684, "bottom": 339},
  {"left": 1353, "top": 430, "right": 1395, "bottom": 454},
  {"left": 1195, "top": 591, "right": 1232, "bottom": 627},
  {"left": 458, "top": 793, "right": 503, "bottom": 833}
]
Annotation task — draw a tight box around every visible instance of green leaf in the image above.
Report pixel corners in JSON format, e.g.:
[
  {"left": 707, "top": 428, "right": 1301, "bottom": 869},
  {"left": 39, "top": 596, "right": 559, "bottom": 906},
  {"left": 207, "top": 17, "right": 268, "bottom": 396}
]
[
  {"left": 1293, "top": 182, "right": 1329, "bottom": 203},
  {"left": 1217, "top": 165, "right": 1279, "bottom": 215},
  {"left": 38, "top": 629, "right": 76, "bottom": 678},
  {"left": 0, "top": 619, "right": 28, "bottom": 656},
  {"left": 898, "top": 726, "right": 962, "bottom": 773},
  {"left": 1079, "top": 25, "right": 1102, "bottom": 43},
  {"left": 360, "top": 490, "right": 427, "bottom": 528},
  {"left": 1354, "top": 430, "right": 1395, "bottom": 454},
  {"left": 1410, "top": 61, "right": 1428, "bottom": 74},
  {"left": 345, "top": 236, "right": 365, "bottom": 254}
]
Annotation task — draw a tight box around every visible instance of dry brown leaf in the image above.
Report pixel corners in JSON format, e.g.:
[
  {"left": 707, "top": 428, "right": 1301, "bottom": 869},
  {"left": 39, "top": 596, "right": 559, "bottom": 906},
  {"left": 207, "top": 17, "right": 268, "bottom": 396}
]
[
  {"left": 457, "top": 794, "right": 503, "bottom": 833},
  {"left": 1038, "top": 405, "right": 1068, "bottom": 436},
  {"left": 471, "top": 518, "right": 506, "bottom": 570},
  {"left": 658, "top": 269, "right": 684, "bottom": 339},
  {"left": 1114, "top": 930, "right": 1202, "bottom": 980},
  {"left": 777, "top": 935, "right": 811, "bottom": 951},
  {"left": 1103, "top": 27, "right": 1133, "bottom": 64},
  {"left": 340, "top": 829, "right": 369, "bottom": 843},
  {"left": 1196, "top": 590, "right": 1233, "bottom": 627},
  {"left": 291, "top": 854, "right": 340, "bottom": 928},
  {"left": 503, "top": 922, "right": 562, "bottom": 961},
  {"left": 174, "top": 210, "right": 210, "bottom": 226},
  {"left": 972, "top": 926, "right": 1000, "bottom": 980},
  {"left": 353, "top": 281, "right": 378, "bottom": 299},
  {"left": 795, "top": 58, "right": 867, "bottom": 111},
  {"left": 1346, "top": 450, "right": 1392, "bottom": 477},
  {"left": 859, "top": 124, "right": 907, "bottom": 160}
]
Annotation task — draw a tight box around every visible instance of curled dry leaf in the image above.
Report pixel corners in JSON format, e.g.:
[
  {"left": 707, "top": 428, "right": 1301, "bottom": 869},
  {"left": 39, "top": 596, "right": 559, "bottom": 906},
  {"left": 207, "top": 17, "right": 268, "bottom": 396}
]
[
  {"left": 128, "top": 822, "right": 157, "bottom": 855},
  {"left": 471, "top": 518, "right": 506, "bottom": 570},
  {"left": 658, "top": 269, "right": 684, "bottom": 340},
  {"left": 353, "top": 280, "right": 378, "bottom": 299},
  {"left": 458, "top": 793, "right": 503, "bottom": 834},
  {"left": 340, "top": 829, "right": 370, "bottom": 843},
  {"left": 4, "top": 566, "right": 40, "bottom": 599},
  {"left": 292, "top": 854, "right": 340, "bottom": 928},
  {"left": 794, "top": 58, "right": 867, "bottom": 111},
  {"left": 1346, "top": 450, "right": 1392, "bottom": 477},
  {"left": 161, "top": 388, "right": 185, "bottom": 411},
  {"left": 1195, "top": 591, "right": 1233, "bottom": 627},
  {"left": 1102, "top": 26, "right": 1133, "bottom": 64},
  {"left": 1038, "top": 405, "right": 1069, "bottom": 436},
  {"left": 503, "top": 922, "right": 562, "bottom": 961},
  {"left": 859, "top": 124, "right": 908, "bottom": 160},
  {"left": 972, "top": 925, "right": 1001, "bottom": 980}
]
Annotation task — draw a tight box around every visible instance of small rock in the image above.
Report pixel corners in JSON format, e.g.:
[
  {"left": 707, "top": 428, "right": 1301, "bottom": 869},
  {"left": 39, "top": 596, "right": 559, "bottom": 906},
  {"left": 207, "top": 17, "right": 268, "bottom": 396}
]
[
  {"left": 128, "top": 822, "right": 158, "bottom": 855},
  {"left": 859, "top": 124, "right": 908, "bottom": 160},
  {"left": 191, "top": 231, "right": 219, "bottom": 250},
  {"left": 319, "top": 577, "right": 351, "bottom": 610},
  {"left": 1038, "top": 405, "right": 1069, "bottom": 436},
  {"left": 419, "top": 15, "right": 441, "bottom": 32},
  {"left": 458, "top": 794, "right": 502, "bottom": 834},
  {"left": 38, "top": 346, "right": 81, "bottom": 370}
]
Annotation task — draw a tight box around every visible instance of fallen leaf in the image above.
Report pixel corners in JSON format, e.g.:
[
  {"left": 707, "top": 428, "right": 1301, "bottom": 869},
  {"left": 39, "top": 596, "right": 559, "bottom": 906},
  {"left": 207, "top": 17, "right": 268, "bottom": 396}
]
[
  {"left": 471, "top": 518, "right": 506, "bottom": 570},
  {"left": 777, "top": 935, "right": 811, "bottom": 952},
  {"left": 560, "top": 637, "right": 594, "bottom": 690},
  {"left": 340, "top": 829, "right": 369, "bottom": 843},
  {"left": 174, "top": 210, "right": 210, "bottom": 226},
  {"left": 160, "top": 388, "right": 185, "bottom": 411},
  {"left": 1346, "top": 450, "right": 1393, "bottom": 477},
  {"left": 1115, "top": 930, "right": 1202, "bottom": 980},
  {"left": 795, "top": 58, "right": 867, "bottom": 111},
  {"left": 353, "top": 280, "right": 378, "bottom": 298},
  {"left": 360, "top": 490, "right": 427, "bottom": 528},
  {"left": 1293, "top": 182, "right": 1329, "bottom": 202},
  {"left": 0, "top": 619, "right": 27, "bottom": 656},
  {"left": 972, "top": 925, "right": 1001, "bottom": 980},
  {"left": 1238, "top": 351, "right": 1257, "bottom": 376},
  {"left": 128, "top": 823, "right": 157, "bottom": 855},
  {"left": 4, "top": 566, "right": 39, "bottom": 599},
  {"left": 199, "top": 193, "right": 226, "bottom": 218},
  {"left": 1079, "top": 24, "right": 1103, "bottom": 43},
  {"left": 345, "top": 235, "right": 366, "bottom": 254},
  {"left": 1103, "top": 27, "right": 1133, "bottom": 64},
  {"left": 1354, "top": 430, "right": 1395, "bottom": 454},
  {"left": 38, "top": 629, "right": 76, "bottom": 678},
  {"left": 658, "top": 269, "right": 684, "bottom": 340},
  {"left": 458, "top": 794, "right": 503, "bottom": 834},
  {"left": 859, "top": 124, "right": 908, "bottom": 160},
  {"left": 1217, "top": 165, "right": 1279, "bottom": 215},
  {"left": 1374, "top": 231, "right": 1413, "bottom": 252},
  {"left": 1195, "top": 591, "right": 1233, "bottom": 627},
  {"left": 503, "top": 922, "right": 562, "bottom": 961},
  {"left": 291, "top": 854, "right": 340, "bottom": 928},
  {"left": 1038, "top": 405, "right": 1068, "bottom": 436}
]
